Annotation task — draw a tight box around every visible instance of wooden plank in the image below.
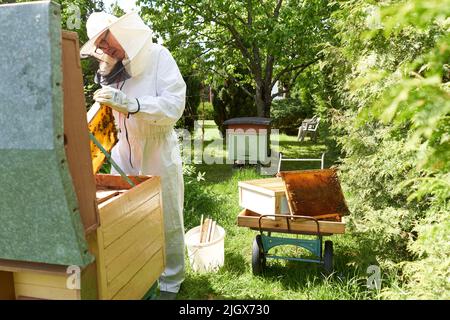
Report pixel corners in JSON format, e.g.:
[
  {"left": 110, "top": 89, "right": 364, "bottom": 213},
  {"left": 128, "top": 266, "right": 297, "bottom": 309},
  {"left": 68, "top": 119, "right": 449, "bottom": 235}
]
[
  {"left": 158, "top": 189, "right": 166, "bottom": 268},
  {"left": 98, "top": 176, "right": 161, "bottom": 226},
  {"left": 208, "top": 221, "right": 216, "bottom": 243},
  {"left": 240, "top": 177, "right": 283, "bottom": 187},
  {"left": 14, "top": 283, "right": 79, "bottom": 300},
  {"left": 274, "top": 193, "right": 281, "bottom": 214},
  {"left": 12, "top": 263, "right": 98, "bottom": 300},
  {"left": 91, "top": 228, "right": 108, "bottom": 300},
  {"left": 14, "top": 272, "right": 67, "bottom": 289},
  {"left": 0, "top": 259, "right": 67, "bottom": 275},
  {"left": 104, "top": 209, "right": 162, "bottom": 266},
  {"left": 105, "top": 225, "right": 162, "bottom": 283},
  {"left": 238, "top": 178, "right": 286, "bottom": 196},
  {"left": 0, "top": 271, "right": 15, "bottom": 300},
  {"left": 95, "top": 174, "right": 150, "bottom": 190},
  {"left": 96, "top": 190, "right": 121, "bottom": 205},
  {"left": 277, "top": 193, "right": 290, "bottom": 215},
  {"left": 112, "top": 249, "right": 164, "bottom": 300},
  {"left": 80, "top": 263, "right": 98, "bottom": 300},
  {"left": 200, "top": 218, "right": 211, "bottom": 243},
  {"left": 102, "top": 194, "right": 160, "bottom": 247},
  {"left": 237, "top": 209, "right": 345, "bottom": 234},
  {"left": 62, "top": 31, "right": 99, "bottom": 234},
  {"left": 16, "top": 296, "right": 45, "bottom": 300},
  {"left": 107, "top": 237, "right": 163, "bottom": 299}
]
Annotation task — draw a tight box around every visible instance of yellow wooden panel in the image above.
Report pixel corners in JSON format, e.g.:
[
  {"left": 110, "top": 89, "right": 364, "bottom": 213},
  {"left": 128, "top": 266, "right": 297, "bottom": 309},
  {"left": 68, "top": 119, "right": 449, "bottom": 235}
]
[
  {"left": 158, "top": 190, "right": 166, "bottom": 267},
  {"left": 14, "top": 272, "right": 68, "bottom": 289},
  {"left": 102, "top": 194, "right": 160, "bottom": 247},
  {"left": 112, "top": 249, "right": 164, "bottom": 300},
  {"left": 94, "top": 175, "right": 165, "bottom": 300},
  {"left": 99, "top": 177, "right": 161, "bottom": 227},
  {"left": 14, "top": 283, "right": 79, "bottom": 300},
  {"left": 104, "top": 209, "right": 162, "bottom": 266},
  {"left": 107, "top": 237, "right": 163, "bottom": 299},
  {"left": 87, "top": 232, "right": 107, "bottom": 300},
  {"left": 106, "top": 222, "right": 162, "bottom": 283}
]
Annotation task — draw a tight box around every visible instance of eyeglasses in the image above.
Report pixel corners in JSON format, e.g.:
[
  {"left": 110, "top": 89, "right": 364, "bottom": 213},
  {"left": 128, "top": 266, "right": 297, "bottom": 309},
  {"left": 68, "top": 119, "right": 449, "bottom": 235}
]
[{"left": 94, "top": 29, "right": 110, "bottom": 55}]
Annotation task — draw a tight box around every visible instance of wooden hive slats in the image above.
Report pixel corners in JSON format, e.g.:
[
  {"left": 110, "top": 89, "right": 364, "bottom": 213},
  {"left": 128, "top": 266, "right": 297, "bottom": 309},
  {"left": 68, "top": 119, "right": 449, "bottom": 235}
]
[
  {"left": 102, "top": 194, "right": 160, "bottom": 247},
  {"left": 13, "top": 272, "right": 80, "bottom": 300},
  {"left": 98, "top": 176, "right": 161, "bottom": 227},
  {"left": 93, "top": 175, "right": 165, "bottom": 300},
  {"left": 112, "top": 249, "right": 164, "bottom": 300},
  {"left": 107, "top": 236, "right": 163, "bottom": 299}
]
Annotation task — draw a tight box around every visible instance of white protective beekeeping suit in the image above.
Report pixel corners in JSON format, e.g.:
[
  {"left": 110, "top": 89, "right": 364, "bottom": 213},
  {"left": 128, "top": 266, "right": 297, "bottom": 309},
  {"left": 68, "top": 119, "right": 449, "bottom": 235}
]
[{"left": 80, "top": 12, "right": 186, "bottom": 293}]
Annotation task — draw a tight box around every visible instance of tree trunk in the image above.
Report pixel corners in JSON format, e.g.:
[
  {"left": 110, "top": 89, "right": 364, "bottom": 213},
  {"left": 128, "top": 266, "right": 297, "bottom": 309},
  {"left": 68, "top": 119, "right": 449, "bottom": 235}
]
[
  {"left": 255, "top": 84, "right": 266, "bottom": 117},
  {"left": 263, "top": 81, "right": 273, "bottom": 118},
  {"left": 255, "top": 81, "right": 275, "bottom": 118}
]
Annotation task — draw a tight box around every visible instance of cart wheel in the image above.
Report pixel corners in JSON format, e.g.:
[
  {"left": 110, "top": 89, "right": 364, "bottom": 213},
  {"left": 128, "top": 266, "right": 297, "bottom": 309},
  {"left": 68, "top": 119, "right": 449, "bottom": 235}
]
[
  {"left": 323, "top": 240, "right": 333, "bottom": 275},
  {"left": 252, "top": 235, "right": 266, "bottom": 275}
]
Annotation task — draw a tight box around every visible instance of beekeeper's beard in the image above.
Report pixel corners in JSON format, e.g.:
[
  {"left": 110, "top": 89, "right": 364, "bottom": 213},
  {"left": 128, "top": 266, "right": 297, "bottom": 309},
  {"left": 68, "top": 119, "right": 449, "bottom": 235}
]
[{"left": 95, "top": 57, "right": 131, "bottom": 86}]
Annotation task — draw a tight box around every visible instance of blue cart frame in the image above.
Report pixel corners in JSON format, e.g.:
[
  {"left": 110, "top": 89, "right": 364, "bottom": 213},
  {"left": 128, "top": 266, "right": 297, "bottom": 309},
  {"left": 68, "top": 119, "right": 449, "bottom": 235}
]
[{"left": 252, "top": 214, "right": 333, "bottom": 275}]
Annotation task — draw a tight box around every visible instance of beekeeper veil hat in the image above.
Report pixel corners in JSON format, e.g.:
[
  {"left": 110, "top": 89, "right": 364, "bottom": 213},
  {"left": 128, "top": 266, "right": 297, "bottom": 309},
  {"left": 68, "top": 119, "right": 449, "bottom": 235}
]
[{"left": 80, "top": 11, "right": 153, "bottom": 78}]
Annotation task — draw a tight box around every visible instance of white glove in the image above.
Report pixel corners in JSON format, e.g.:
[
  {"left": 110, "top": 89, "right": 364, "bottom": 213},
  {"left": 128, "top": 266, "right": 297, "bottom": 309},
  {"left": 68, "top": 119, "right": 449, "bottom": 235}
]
[{"left": 93, "top": 87, "right": 139, "bottom": 115}]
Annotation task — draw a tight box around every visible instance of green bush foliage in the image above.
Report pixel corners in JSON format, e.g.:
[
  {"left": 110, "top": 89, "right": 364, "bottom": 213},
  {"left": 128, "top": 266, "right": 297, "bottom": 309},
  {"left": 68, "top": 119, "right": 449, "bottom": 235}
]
[
  {"left": 182, "top": 164, "right": 227, "bottom": 231},
  {"left": 303, "top": 0, "right": 450, "bottom": 299},
  {"left": 199, "top": 102, "right": 215, "bottom": 120},
  {"left": 212, "top": 80, "right": 257, "bottom": 135},
  {"left": 176, "top": 74, "right": 202, "bottom": 131},
  {"left": 270, "top": 98, "right": 314, "bottom": 134}
]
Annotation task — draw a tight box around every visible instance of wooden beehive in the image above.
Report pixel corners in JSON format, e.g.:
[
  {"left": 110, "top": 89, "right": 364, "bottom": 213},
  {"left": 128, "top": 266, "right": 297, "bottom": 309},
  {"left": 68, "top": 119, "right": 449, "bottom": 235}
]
[
  {"left": 224, "top": 117, "right": 271, "bottom": 164},
  {"left": 63, "top": 30, "right": 165, "bottom": 300},
  {"left": 0, "top": 15, "right": 165, "bottom": 301},
  {"left": 92, "top": 174, "right": 165, "bottom": 300},
  {"left": 238, "top": 177, "right": 290, "bottom": 216}
]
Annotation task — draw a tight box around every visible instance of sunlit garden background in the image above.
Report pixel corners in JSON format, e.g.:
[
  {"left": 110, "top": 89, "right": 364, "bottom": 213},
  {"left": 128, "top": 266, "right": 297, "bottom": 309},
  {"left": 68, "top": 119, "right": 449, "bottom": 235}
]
[{"left": 2, "top": 0, "right": 446, "bottom": 299}]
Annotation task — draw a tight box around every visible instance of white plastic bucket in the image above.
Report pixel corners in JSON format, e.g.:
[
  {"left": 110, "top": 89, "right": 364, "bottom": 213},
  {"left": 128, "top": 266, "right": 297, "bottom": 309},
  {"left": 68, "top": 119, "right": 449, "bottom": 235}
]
[{"left": 185, "top": 224, "right": 226, "bottom": 273}]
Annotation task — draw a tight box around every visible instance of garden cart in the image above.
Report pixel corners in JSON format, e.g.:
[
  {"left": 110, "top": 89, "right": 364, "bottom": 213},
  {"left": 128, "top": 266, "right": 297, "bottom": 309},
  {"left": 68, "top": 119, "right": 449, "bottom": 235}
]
[
  {"left": 237, "top": 169, "right": 348, "bottom": 275},
  {"left": 252, "top": 214, "right": 335, "bottom": 275}
]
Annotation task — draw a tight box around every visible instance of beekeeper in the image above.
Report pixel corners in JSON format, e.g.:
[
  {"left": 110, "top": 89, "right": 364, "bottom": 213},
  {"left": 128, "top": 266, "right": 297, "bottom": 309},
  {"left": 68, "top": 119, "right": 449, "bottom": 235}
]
[{"left": 80, "top": 12, "right": 186, "bottom": 299}]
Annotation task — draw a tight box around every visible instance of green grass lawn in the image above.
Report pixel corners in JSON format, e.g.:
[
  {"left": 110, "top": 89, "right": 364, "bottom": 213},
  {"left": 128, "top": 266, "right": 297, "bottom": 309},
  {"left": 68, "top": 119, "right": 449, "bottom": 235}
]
[{"left": 177, "top": 121, "right": 378, "bottom": 300}]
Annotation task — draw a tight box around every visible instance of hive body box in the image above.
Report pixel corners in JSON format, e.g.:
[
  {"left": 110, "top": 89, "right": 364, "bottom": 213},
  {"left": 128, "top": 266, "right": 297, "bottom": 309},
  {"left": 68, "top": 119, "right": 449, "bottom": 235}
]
[
  {"left": 0, "top": 2, "right": 165, "bottom": 300},
  {"left": 224, "top": 117, "right": 271, "bottom": 165},
  {"left": 92, "top": 175, "right": 165, "bottom": 300},
  {"left": 238, "top": 178, "right": 290, "bottom": 216}
]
